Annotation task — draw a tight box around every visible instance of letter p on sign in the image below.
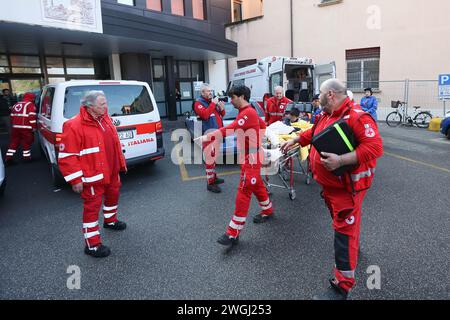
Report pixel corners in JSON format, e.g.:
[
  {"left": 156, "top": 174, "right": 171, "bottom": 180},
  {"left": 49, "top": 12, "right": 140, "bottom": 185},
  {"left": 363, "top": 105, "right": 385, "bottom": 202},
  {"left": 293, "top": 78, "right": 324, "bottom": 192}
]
[{"left": 439, "top": 75, "right": 450, "bottom": 85}]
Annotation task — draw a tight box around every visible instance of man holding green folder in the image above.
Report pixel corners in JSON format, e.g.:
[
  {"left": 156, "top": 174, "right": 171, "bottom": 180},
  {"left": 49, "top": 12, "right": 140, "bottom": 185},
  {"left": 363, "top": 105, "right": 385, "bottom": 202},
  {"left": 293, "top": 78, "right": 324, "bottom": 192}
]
[{"left": 281, "top": 79, "right": 383, "bottom": 300}]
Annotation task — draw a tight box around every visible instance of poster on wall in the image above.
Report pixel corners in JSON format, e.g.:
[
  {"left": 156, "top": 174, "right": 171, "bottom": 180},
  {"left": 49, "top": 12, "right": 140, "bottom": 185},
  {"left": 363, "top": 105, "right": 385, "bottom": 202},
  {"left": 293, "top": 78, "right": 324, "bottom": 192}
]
[{"left": 41, "top": 0, "right": 99, "bottom": 31}]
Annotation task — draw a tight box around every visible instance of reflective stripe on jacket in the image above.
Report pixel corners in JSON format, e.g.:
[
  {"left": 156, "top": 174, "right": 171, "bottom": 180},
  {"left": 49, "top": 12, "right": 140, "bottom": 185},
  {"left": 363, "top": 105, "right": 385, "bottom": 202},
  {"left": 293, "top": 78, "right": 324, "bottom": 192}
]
[{"left": 58, "top": 107, "right": 127, "bottom": 186}]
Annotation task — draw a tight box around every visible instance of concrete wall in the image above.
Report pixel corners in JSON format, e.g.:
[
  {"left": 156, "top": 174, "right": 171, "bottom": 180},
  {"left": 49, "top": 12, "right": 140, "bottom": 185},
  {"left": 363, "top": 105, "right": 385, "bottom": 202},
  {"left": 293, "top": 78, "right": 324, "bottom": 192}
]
[
  {"left": 226, "top": 0, "right": 291, "bottom": 76},
  {"left": 206, "top": 59, "right": 228, "bottom": 93},
  {"left": 226, "top": 0, "right": 450, "bottom": 117},
  {"left": 293, "top": 0, "right": 450, "bottom": 81}
]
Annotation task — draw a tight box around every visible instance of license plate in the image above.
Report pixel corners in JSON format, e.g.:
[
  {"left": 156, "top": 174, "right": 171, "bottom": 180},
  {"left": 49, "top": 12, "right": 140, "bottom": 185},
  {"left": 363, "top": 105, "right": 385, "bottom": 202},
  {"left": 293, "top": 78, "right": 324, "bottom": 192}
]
[{"left": 118, "top": 130, "right": 134, "bottom": 140}]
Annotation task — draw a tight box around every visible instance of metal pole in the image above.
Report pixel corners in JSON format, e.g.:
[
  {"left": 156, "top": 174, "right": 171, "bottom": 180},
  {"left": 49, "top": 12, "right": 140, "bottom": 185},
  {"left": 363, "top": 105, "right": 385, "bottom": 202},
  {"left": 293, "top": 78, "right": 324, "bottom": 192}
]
[
  {"left": 290, "top": 0, "right": 294, "bottom": 57},
  {"left": 404, "top": 79, "right": 410, "bottom": 123},
  {"left": 444, "top": 100, "right": 447, "bottom": 117}
]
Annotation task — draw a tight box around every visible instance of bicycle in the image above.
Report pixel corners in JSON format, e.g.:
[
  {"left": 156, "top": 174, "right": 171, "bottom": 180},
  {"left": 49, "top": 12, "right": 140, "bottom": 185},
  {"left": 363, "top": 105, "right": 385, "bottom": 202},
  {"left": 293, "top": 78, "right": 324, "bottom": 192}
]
[{"left": 386, "top": 101, "right": 433, "bottom": 128}]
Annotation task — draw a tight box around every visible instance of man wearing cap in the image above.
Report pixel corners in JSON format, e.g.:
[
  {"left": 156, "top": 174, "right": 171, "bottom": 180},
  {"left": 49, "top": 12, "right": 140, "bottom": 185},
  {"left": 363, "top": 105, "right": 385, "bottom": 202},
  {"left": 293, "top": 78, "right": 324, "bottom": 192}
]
[
  {"left": 360, "top": 88, "right": 378, "bottom": 121},
  {"left": 311, "top": 94, "right": 322, "bottom": 124},
  {"left": 284, "top": 107, "right": 301, "bottom": 126}
]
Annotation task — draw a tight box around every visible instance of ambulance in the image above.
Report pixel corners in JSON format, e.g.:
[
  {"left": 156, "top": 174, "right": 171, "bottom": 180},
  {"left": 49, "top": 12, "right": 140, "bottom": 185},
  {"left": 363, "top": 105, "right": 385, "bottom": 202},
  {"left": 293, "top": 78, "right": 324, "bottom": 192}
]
[
  {"left": 37, "top": 80, "right": 164, "bottom": 186},
  {"left": 228, "top": 56, "right": 336, "bottom": 107}
]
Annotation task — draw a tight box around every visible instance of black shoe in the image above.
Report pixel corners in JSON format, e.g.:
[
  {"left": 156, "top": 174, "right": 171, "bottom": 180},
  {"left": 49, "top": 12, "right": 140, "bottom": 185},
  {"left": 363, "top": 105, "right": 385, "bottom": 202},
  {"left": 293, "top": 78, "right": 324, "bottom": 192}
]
[
  {"left": 213, "top": 177, "right": 225, "bottom": 185},
  {"left": 207, "top": 184, "right": 222, "bottom": 193},
  {"left": 103, "top": 220, "right": 127, "bottom": 231},
  {"left": 313, "top": 280, "right": 348, "bottom": 300},
  {"left": 253, "top": 213, "right": 273, "bottom": 224},
  {"left": 4, "top": 159, "right": 14, "bottom": 167},
  {"left": 84, "top": 245, "right": 111, "bottom": 258},
  {"left": 217, "top": 234, "right": 239, "bottom": 248}
]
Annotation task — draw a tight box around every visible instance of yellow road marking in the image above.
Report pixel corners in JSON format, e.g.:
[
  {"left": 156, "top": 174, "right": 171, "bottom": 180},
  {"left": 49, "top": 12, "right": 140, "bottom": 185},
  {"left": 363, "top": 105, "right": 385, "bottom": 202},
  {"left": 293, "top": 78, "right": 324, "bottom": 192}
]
[
  {"left": 177, "top": 153, "right": 241, "bottom": 181},
  {"left": 384, "top": 152, "right": 450, "bottom": 174}
]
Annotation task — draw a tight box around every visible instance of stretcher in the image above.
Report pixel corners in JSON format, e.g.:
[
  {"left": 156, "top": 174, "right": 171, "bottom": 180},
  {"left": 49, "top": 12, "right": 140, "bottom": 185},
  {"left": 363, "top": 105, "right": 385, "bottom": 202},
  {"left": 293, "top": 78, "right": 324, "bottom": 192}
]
[{"left": 262, "top": 120, "right": 313, "bottom": 200}]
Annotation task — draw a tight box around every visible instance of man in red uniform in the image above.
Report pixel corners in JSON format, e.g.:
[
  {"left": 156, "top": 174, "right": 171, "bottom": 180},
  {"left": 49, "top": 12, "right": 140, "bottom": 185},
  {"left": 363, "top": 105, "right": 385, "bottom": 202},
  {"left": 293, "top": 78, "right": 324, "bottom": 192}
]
[
  {"left": 58, "top": 91, "right": 127, "bottom": 258},
  {"left": 281, "top": 79, "right": 383, "bottom": 300},
  {"left": 200, "top": 85, "right": 273, "bottom": 248},
  {"left": 5, "top": 92, "right": 37, "bottom": 163},
  {"left": 193, "top": 84, "right": 226, "bottom": 193},
  {"left": 265, "top": 86, "right": 292, "bottom": 126}
]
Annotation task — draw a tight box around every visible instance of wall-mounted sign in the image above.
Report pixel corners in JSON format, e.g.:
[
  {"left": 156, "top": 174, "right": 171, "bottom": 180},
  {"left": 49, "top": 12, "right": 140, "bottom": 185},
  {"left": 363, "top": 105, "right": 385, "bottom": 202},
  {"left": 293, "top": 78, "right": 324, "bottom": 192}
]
[{"left": 0, "top": 0, "right": 103, "bottom": 33}]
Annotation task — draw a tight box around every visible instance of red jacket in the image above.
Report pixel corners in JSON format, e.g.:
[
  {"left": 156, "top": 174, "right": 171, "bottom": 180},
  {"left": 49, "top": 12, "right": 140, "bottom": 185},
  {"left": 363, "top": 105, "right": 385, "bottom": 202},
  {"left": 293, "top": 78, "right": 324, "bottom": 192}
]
[
  {"left": 299, "top": 98, "right": 383, "bottom": 192},
  {"left": 193, "top": 98, "right": 225, "bottom": 128},
  {"left": 58, "top": 107, "right": 126, "bottom": 186},
  {"left": 10, "top": 93, "right": 37, "bottom": 130},
  {"left": 210, "top": 104, "right": 266, "bottom": 167},
  {"left": 265, "top": 96, "right": 292, "bottom": 125}
]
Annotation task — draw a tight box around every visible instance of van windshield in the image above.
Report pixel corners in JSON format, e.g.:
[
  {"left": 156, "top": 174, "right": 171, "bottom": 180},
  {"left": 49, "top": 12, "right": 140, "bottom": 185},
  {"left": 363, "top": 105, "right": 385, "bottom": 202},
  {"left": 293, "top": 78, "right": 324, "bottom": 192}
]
[{"left": 64, "top": 85, "right": 154, "bottom": 119}]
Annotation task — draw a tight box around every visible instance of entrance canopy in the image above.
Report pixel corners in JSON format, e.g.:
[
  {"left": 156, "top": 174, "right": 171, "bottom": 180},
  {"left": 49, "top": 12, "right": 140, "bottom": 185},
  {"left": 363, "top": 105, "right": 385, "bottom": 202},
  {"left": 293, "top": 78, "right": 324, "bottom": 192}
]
[{"left": 0, "top": 21, "right": 236, "bottom": 61}]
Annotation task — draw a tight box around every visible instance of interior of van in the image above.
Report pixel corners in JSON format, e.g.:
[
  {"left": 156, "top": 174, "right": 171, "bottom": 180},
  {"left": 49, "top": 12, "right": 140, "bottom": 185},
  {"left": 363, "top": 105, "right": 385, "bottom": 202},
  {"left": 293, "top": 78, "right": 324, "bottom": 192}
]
[{"left": 284, "top": 65, "right": 314, "bottom": 103}]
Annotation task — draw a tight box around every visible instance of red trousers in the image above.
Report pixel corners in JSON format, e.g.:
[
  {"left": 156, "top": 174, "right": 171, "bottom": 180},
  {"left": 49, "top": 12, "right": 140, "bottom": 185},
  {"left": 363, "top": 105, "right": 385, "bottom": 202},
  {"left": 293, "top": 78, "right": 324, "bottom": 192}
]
[
  {"left": 226, "top": 165, "right": 273, "bottom": 238},
  {"left": 321, "top": 187, "right": 367, "bottom": 293},
  {"left": 203, "top": 140, "right": 219, "bottom": 185},
  {"left": 81, "top": 174, "right": 121, "bottom": 248},
  {"left": 6, "top": 128, "right": 34, "bottom": 160}
]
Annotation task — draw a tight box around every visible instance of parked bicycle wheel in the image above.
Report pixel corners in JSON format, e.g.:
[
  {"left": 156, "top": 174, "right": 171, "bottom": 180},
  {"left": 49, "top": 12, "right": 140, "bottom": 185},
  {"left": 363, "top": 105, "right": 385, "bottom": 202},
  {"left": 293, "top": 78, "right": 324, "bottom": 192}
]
[
  {"left": 414, "top": 111, "right": 432, "bottom": 128},
  {"left": 386, "top": 111, "right": 402, "bottom": 127}
]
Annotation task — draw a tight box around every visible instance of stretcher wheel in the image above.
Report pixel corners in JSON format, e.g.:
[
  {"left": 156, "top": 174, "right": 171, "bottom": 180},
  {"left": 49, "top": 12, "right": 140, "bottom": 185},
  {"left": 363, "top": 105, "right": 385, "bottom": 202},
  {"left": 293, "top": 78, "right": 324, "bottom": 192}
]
[{"left": 289, "top": 190, "right": 296, "bottom": 201}]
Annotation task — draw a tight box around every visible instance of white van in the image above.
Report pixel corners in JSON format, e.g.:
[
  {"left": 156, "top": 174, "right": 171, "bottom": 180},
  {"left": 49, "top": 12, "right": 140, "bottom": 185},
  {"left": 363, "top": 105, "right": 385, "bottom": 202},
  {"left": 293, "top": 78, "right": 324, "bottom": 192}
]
[
  {"left": 229, "top": 56, "right": 336, "bottom": 105},
  {"left": 37, "top": 80, "right": 164, "bottom": 186},
  {"left": 0, "top": 146, "right": 5, "bottom": 196}
]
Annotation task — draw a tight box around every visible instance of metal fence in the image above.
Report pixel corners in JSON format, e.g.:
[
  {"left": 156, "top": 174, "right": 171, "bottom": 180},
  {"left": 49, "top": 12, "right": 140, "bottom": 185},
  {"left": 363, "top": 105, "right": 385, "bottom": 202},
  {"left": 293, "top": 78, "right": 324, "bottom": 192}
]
[{"left": 345, "top": 80, "right": 448, "bottom": 121}]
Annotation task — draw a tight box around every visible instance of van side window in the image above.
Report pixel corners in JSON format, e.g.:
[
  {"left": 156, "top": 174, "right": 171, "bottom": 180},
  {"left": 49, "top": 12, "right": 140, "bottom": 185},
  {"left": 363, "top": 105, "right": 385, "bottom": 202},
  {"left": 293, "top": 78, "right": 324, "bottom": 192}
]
[
  {"left": 270, "top": 72, "right": 282, "bottom": 95},
  {"left": 63, "top": 85, "right": 155, "bottom": 119},
  {"left": 41, "top": 87, "right": 55, "bottom": 119}
]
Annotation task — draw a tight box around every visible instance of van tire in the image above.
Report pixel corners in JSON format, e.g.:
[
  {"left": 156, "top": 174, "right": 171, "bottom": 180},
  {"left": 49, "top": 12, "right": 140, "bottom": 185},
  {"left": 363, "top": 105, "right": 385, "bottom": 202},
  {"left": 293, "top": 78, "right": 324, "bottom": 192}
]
[
  {"left": 50, "top": 163, "right": 65, "bottom": 188},
  {"left": 446, "top": 128, "right": 450, "bottom": 140},
  {"left": 0, "top": 179, "right": 6, "bottom": 197}
]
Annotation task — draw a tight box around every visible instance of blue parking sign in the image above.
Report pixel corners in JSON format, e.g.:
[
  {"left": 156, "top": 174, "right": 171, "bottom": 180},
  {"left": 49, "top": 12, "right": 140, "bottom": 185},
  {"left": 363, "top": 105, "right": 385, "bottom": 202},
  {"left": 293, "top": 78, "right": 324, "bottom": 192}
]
[{"left": 438, "top": 74, "right": 450, "bottom": 100}]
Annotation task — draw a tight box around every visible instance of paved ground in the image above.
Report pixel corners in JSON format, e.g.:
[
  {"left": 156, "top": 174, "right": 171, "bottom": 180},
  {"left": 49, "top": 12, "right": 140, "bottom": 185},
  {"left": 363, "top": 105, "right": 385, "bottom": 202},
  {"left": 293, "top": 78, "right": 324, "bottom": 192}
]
[{"left": 0, "top": 120, "right": 449, "bottom": 300}]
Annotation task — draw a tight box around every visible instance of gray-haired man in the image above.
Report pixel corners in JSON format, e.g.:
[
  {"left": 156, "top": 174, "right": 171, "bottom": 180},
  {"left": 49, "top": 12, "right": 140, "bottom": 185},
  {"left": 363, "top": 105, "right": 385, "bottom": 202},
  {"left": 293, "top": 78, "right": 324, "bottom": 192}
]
[{"left": 58, "top": 90, "right": 128, "bottom": 258}]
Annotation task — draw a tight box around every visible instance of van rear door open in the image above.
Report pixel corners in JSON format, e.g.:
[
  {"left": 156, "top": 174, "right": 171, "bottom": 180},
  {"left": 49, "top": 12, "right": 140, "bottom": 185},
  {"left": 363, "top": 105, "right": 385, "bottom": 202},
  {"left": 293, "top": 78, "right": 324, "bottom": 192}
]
[{"left": 313, "top": 62, "right": 337, "bottom": 94}]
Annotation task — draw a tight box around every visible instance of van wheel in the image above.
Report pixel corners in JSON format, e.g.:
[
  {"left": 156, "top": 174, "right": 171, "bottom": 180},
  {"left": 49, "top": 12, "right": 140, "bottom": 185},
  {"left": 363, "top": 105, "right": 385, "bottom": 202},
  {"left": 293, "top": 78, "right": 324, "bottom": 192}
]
[
  {"left": 446, "top": 128, "right": 450, "bottom": 140},
  {"left": 50, "top": 164, "right": 65, "bottom": 188},
  {"left": 0, "top": 179, "right": 6, "bottom": 197}
]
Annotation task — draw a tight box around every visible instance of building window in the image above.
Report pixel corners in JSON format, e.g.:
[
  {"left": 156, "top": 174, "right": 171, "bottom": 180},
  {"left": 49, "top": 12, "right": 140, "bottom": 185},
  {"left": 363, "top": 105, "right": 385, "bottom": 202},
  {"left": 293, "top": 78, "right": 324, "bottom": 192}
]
[
  {"left": 171, "top": 0, "right": 185, "bottom": 16},
  {"left": 0, "top": 55, "right": 10, "bottom": 73},
  {"left": 152, "top": 59, "right": 165, "bottom": 79},
  {"left": 346, "top": 47, "right": 380, "bottom": 90},
  {"left": 237, "top": 59, "right": 257, "bottom": 69},
  {"left": 233, "top": 1, "right": 242, "bottom": 22},
  {"left": 117, "top": 0, "right": 135, "bottom": 6},
  {"left": 65, "top": 58, "right": 95, "bottom": 75},
  {"left": 146, "top": 0, "right": 162, "bottom": 11},
  {"left": 192, "top": 0, "right": 206, "bottom": 20},
  {"left": 10, "top": 55, "right": 41, "bottom": 74},
  {"left": 191, "top": 61, "right": 204, "bottom": 80},
  {"left": 46, "top": 57, "right": 65, "bottom": 75},
  {"left": 177, "top": 61, "right": 191, "bottom": 79}
]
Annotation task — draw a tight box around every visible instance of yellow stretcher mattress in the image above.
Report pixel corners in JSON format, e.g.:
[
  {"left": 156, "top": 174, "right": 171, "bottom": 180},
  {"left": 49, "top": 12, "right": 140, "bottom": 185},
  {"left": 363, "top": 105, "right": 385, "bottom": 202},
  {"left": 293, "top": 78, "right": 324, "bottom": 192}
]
[{"left": 276, "top": 121, "right": 313, "bottom": 161}]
